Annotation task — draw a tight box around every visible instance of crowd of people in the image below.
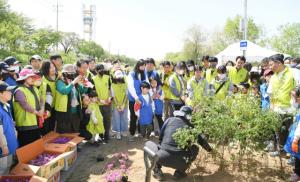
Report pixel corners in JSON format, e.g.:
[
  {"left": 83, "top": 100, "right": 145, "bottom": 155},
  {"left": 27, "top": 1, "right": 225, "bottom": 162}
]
[{"left": 1, "top": 53, "right": 300, "bottom": 181}]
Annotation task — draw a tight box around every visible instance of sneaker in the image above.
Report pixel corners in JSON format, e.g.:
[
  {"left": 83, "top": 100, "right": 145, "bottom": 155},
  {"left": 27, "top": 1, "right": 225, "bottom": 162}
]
[
  {"left": 153, "top": 167, "right": 165, "bottom": 181},
  {"left": 290, "top": 173, "right": 300, "bottom": 182},
  {"left": 129, "top": 135, "right": 135, "bottom": 142},
  {"left": 116, "top": 133, "right": 122, "bottom": 140},
  {"left": 270, "top": 151, "right": 280, "bottom": 157},
  {"left": 173, "top": 170, "right": 187, "bottom": 180},
  {"left": 288, "top": 157, "right": 296, "bottom": 166}
]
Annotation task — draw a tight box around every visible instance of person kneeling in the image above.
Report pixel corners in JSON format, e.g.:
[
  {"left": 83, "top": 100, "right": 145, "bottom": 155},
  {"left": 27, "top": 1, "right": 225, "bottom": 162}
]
[{"left": 144, "top": 106, "right": 212, "bottom": 181}]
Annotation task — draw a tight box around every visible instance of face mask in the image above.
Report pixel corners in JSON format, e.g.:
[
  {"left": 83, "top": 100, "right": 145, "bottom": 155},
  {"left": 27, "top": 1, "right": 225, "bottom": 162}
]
[
  {"left": 188, "top": 66, "right": 194, "bottom": 71},
  {"left": 218, "top": 74, "right": 226, "bottom": 80},
  {"left": 11, "top": 66, "right": 21, "bottom": 74}
]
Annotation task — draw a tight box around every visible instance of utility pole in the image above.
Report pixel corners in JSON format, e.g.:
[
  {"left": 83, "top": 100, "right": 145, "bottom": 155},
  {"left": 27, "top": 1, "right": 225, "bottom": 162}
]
[{"left": 243, "top": 0, "right": 247, "bottom": 56}]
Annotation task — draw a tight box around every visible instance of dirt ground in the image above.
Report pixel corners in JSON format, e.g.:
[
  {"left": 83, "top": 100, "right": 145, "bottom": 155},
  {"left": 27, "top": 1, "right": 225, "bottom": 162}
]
[{"left": 66, "top": 136, "right": 292, "bottom": 182}]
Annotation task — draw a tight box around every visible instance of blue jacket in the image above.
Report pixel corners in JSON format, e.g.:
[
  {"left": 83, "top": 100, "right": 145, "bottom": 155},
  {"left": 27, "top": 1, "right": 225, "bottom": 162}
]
[
  {"left": 0, "top": 103, "right": 18, "bottom": 157},
  {"left": 128, "top": 71, "right": 144, "bottom": 102},
  {"left": 153, "top": 88, "right": 163, "bottom": 115},
  {"left": 138, "top": 94, "right": 153, "bottom": 126},
  {"left": 260, "top": 83, "right": 270, "bottom": 109},
  {"left": 145, "top": 70, "right": 162, "bottom": 86}
]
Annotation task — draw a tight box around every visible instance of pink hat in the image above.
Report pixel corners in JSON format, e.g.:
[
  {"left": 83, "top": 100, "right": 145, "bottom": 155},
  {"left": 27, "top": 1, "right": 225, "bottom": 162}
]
[{"left": 16, "top": 68, "right": 37, "bottom": 81}]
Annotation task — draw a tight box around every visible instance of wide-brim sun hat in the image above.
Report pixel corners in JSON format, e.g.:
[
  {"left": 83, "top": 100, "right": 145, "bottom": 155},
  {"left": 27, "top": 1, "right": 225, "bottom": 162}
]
[{"left": 16, "top": 68, "right": 37, "bottom": 81}]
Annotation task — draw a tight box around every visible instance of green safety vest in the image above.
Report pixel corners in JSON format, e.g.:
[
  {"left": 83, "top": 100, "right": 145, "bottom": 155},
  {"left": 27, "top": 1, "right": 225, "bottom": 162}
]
[
  {"left": 228, "top": 66, "right": 248, "bottom": 85},
  {"left": 93, "top": 75, "right": 110, "bottom": 105},
  {"left": 13, "top": 86, "right": 40, "bottom": 130},
  {"left": 270, "top": 67, "right": 295, "bottom": 108},
  {"left": 205, "top": 69, "right": 217, "bottom": 84},
  {"left": 111, "top": 82, "right": 127, "bottom": 108},
  {"left": 160, "top": 72, "right": 172, "bottom": 99},
  {"left": 213, "top": 80, "right": 231, "bottom": 100},
  {"left": 186, "top": 77, "right": 207, "bottom": 106},
  {"left": 169, "top": 73, "right": 185, "bottom": 101},
  {"left": 54, "top": 80, "right": 83, "bottom": 112},
  {"left": 42, "top": 76, "right": 56, "bottom": 108}
]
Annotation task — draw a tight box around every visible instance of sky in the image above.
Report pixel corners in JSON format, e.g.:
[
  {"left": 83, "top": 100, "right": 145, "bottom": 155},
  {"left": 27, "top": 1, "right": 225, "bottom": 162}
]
[{"left": 7, "top": 0, "right": 300, "bottom": 60}]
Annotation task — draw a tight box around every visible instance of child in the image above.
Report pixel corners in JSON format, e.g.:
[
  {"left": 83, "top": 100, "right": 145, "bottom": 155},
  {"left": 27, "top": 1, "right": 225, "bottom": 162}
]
[
  {"left": 239, "top": 82, "right": 250, "bottom": 95},
  {"left": 0, "top": 82, "right": 18, "bottom": 175},
  {"left": 260, "top": 69, "right": 273, "bottom": 110},
  {"left": 79, "top": 94, "right": 92, "bottom": 141},
  {"left": 285, "top": 87, "right": 300, "bottom": 182},
  {"left": 149, "top": 77, "right": 164, "bottom": 135},
  {"left": 86, "top": 91, "right": 105, "bottom": 144},
  {"left": 111, "top": 70, "right": 128, "bottom": 140},
  {"left": 137, "top": 81, "right": 154, "bottom": 139}
]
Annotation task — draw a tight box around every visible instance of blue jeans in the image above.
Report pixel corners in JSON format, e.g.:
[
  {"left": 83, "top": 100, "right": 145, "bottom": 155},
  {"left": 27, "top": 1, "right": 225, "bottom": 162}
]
[{"left": 112, "top": 107, "right": 128, "bottom": 133}]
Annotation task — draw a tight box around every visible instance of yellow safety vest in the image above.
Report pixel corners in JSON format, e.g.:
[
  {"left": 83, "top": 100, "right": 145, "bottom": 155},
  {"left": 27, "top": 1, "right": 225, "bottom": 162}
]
[
  {"left": 13, "top": 86, "right": 39, "bottom": 130},
  {"left": 42, "top": 77, "right": 56, "bottom": 108},
  {"left": 111, "top": 82, "right": 127, "bottom": 108},
  {"left": 186, "top": 77, "right": 207, "bottom": 106},
  {"left": 161, "top": 72, "right": 172, "bottom": 100},
  {"left": 228, "top": 66, "right": 248, "bottom": 85},
  {"left": 270, "top": 67, "right": 295, "bottom": 108},
  {"left": 93, "top": 75, "right": 110, "bottom": 105},
  {"left": 169, "top": 73, "right": 185, "bottom": 101},
  {"left": 213, "top": 80, "right": 231, "bottom": 100},
  {"left": 205, "top": 69, "right": 217, "bottom": 84}
]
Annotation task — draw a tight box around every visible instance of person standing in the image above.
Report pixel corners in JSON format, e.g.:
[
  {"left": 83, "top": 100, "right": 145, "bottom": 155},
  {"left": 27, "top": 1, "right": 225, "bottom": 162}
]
[
  {"left": 92, "top": 64, "right": 112, "bottom": 142},
  {"left": 227, "top": 56, "right": 248, "bottom": 85},
  {"left": 205, "top": 57, "right": 218, "bottom": 84},
  {"left": 160, "top": 61, "right": 173, "bottom": 120},
  {"left": 0, "top": 82, "right": 18, "bottom": 175},
  {"left": 267, "top": 54, "right": 296, "bottom": 156},
  {"left": 169, "top": 62, "right": 186, "bottom": 115},
  {"left": 29, "top": 55, "right": 42, "bottom": 72},
  {"left": 55, "top": 64, "right": 88, "bottom": 133},
  {"left": 13, "top": 69, "right": 42, "bottom": 147},
  {"left": 127, "top": 60, "right": 146, "bottom": 141}
]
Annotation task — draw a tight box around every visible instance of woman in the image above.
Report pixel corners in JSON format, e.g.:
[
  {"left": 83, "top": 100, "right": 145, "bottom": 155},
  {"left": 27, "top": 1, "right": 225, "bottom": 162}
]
[
  {"left": 40, "top": 60, "right": 57, "bottom": 133},
  {"left": 13, "top": 68, "right": 43, "bottom": 147},
  {"left": 55, "top": 64, "right": 88, "bottom": 133},
  {"left": 127, "top": 59, "right": 146, "bottom": 141}
]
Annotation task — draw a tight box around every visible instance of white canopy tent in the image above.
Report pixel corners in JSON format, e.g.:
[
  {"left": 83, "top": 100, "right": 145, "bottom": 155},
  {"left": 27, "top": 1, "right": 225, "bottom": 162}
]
[{"left": 215, "top": 41, "right": 287, "bottom": 64}]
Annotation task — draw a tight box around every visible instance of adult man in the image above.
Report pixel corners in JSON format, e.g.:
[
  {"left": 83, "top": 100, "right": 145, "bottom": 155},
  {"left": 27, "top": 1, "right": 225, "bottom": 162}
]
[
  {"left": 145, "top": 58, "right": 161, "bottom": 86},
  {"left": 267, "top": 54, "right": 296, "bottom": 156},
  {"left": 144, "top": 106, "right": 212, "bottom": 181},
  {"left": 50, "top": 54, "right": 63, "bottom": 76},
  {"left": 0, "top": 82, "right": 18, "bottom": 175},
  {"left": 29, "top": 55, "right": 42, "bottom": 71},
  {"left": 227, "top": 56, "right": 248, "bottom": 85}
]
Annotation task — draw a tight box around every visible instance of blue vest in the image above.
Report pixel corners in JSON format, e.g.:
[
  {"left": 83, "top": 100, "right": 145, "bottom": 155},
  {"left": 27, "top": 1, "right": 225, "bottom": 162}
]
[
  {"left": 0, "top": 103, "right": 18, "bottom": 156},
  {"left": 145, "top": 70, "right": 161, "bottom": 86},
  {"left": 138, "top": 94, "right": 153, "bottom": 125},
  {"left": 128, "top": 71, "right": 143, "bottom": 102},
  {"left": 153, "top": 89, "right": 163, "bottom": 115}
]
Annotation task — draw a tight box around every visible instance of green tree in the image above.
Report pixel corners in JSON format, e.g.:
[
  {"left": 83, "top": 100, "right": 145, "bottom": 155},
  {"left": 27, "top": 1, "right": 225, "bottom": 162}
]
[
  {"left": 182, "top": 25, "right": 207, "bottom": 61},
  {"left": 24, "top": 28, "right": 61, "bottom": 56},
  {"left": 224, "top": 15, "right": 261, "bottom": 43},
  {"left": 59, "top": 32, "right": 80, "bottom": 54},
  {"left": 77, "top": 40, "right": 104, "bottom": 59},
  {"left": 270, "top": 23, "right": 300, "bottom": 57}
]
